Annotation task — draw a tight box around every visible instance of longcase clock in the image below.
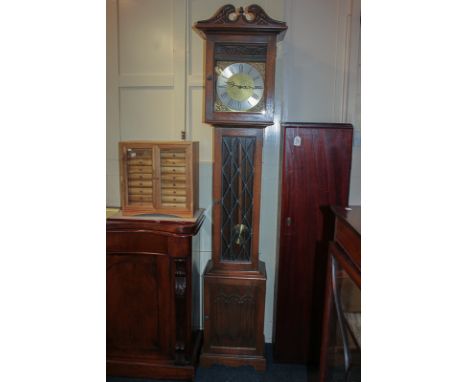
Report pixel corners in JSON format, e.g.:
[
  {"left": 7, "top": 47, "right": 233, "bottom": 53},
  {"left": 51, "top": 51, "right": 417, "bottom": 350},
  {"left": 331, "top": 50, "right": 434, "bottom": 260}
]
[{"left": 194, "top": 4, "right": 287, "bottom": 370}]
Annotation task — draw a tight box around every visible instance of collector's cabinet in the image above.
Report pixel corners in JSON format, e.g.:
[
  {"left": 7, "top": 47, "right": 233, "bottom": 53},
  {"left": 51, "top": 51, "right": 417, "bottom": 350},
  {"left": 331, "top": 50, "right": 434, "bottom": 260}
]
[{"left": 119, "top": 141, "right": 199, "bottom": 217}]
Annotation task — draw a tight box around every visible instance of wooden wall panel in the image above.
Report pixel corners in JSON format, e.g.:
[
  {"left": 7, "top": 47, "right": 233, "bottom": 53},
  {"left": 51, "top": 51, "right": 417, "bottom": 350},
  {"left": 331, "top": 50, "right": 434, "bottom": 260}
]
[
  {"left": 118, "top": 0, "right": 174, "bottom": 75},
  {"left": 120, "top": 88, "right": 174, "bottom": 141}
]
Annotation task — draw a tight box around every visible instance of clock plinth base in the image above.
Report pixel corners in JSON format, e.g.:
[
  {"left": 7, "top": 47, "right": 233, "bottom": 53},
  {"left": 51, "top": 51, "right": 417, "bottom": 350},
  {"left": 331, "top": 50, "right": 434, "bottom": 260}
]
[
  {"left": 200, "top": 352, "right": 266, "bottom": 372},
  {"left": 201, "top": 260, "right": 267, "bottom": 371}
]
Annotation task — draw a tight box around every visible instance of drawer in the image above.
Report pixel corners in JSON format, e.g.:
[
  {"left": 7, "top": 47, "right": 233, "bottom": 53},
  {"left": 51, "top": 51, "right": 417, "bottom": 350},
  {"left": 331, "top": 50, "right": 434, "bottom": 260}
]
[
  {"left": 129, "top": 187, "right": 153, "bottom": 195},
  {"left": 161, "top": 174, "right": 186, "bottom": 182},
  {"left": 161, "top": 181, "right": 186, "bottom": 189},
  {"left": 161, "top": 189, "right": 186, "bottom": 196},
  {"left": 160, "top": 158, "right": 186, "bottom": 166},
  {"left": 160, "top": 152, "right": 186, "bottom": 159},
  {"left": 128, "top": 173, "right": 152, "bottom": 181},
  {"left": 161, "top": 202, "right": 186, "bottom": 209},
  {"left": 128, "top": 180, "right": 153, "bottom": 188},
  {"left": 126, "top": 148, "right": 152, "bottom": 159},
  {"left": 161, "top": 196, "right": 186, "bottom": 203},
  {"left": 128, "top": 165, "right": 153, "bottom": 174},
  {"left": 128, "top": 158, "right": 152, "bottom": 166},
  {"left": 129, "top": 195, "right": 153, "bottom": 203},
  {"left": 161, "top": 166, "right": 186, "bottom": 174}
]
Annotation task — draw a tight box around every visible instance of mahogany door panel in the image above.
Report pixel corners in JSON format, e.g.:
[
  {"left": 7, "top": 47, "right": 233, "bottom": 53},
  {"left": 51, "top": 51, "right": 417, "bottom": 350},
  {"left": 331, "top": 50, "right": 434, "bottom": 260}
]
[
  {"left": 274, "top": 123, "right": 353, "bottom": 363},
  {"left": 106, "top": 252, "right": 173, "bottom": 359}
]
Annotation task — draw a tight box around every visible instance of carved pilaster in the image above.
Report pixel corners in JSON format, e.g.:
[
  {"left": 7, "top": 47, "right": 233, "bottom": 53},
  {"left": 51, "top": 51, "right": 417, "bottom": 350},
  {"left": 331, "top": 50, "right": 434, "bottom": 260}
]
[{"left": 174, "top": 258, "right": 189, "bottom": 365}]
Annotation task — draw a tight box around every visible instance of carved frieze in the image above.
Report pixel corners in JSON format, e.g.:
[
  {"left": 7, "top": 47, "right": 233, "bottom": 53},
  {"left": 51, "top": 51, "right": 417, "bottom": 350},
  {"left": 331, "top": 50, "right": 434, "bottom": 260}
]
[{"left": 213, "top": 292, "right": 255, "bottom": 305}]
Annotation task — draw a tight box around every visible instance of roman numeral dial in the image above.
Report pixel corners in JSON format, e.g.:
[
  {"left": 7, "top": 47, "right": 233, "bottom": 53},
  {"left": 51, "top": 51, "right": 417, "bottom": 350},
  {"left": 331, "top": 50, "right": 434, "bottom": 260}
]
[{"left": 216, "top": 63, "right": 265, "bottom": 112}]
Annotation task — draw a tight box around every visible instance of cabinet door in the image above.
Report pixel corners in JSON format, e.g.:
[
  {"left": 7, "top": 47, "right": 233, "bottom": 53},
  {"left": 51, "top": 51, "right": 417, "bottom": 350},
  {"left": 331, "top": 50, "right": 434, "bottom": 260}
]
[
  {"left": 203, "top": 276, "right": 265, "bottom": 356},
  {"left": 120, "top": 144, "right": 156, "bottom": 212},
  {"left": 106, "top": 252, "right": 173, "bottom": 359},
  {"left": 274, "top": 125, "right": 353, "bottom": 363}
]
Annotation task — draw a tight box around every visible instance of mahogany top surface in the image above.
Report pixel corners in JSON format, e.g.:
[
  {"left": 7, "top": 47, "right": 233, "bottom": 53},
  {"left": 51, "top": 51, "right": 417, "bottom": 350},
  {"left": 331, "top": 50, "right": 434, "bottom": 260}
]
[
  {"left": 203, "top": 260, "right": 267, "bottom": 280},
  {"left": 107, "top": 208, "right": 205, "bottom": 236},
  {"left": 331, "top": 206, "right": 361, "bottom": 235},
  {"left": 282, "top": 122, "right": 353, "bottom": 129}
]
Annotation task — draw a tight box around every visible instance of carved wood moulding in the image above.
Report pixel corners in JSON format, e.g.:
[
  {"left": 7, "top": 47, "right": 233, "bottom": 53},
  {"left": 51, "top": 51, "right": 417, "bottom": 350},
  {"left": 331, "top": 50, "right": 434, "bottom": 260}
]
[{"left": 195, "top": 4, "right": 287, "bottom": 36}]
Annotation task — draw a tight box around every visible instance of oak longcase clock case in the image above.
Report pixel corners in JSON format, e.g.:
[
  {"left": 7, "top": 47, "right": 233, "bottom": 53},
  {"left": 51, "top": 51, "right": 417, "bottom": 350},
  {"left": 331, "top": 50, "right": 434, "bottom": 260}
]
[
  {"left": 195, "top": 4, "right": 287, "bottom": 371},
  {"left": 194, "top": 4, "right": 287, "bottom": 126},
  {"left": 201, "top": 127, "right": 267, "bottom": 370}
]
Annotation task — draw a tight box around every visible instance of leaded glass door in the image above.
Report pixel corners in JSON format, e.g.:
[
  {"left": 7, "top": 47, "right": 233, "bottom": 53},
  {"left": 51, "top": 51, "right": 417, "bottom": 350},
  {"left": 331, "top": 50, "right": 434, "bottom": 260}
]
[{"left": 212, "top": 128, "right": 264, "bottom": 271}]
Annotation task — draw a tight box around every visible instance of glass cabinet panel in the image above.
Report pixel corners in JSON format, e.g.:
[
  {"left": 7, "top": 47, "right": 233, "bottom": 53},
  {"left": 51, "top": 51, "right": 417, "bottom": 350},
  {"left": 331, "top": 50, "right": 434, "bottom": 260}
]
[
  {"left": 126, "top": 148, "right": 154, "bottom": 207},
  {"left": 324, "top": 256, "right": 361, "bottom": 382},
  {"left": 158, "top": 147, "right": 188, "bottom": 210},
  {"left": 220, "top": 136, "right": 256, "bottom": 262}
]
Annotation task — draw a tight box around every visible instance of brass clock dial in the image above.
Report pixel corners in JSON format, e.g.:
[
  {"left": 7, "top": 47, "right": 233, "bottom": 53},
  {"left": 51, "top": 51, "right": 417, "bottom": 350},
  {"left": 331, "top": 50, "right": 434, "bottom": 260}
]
[{"left": 215, "top": 63, "right": 265, "bottom": 112}]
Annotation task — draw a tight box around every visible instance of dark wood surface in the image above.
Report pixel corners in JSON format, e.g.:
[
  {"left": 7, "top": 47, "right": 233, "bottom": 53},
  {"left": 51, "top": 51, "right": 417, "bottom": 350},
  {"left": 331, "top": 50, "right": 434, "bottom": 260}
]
[
  {"left": 194, "top": 4, "right": 287, "bottom": 126},
  {"left": 331, "top": 206, "right": 361, "bottom": 272},
  {"left": 200, "top": 260, "right": 267, "bottom": 371},
  {"left": 319, "top": 206, "right": 361, "bottom": 382},
  {"left": 273, "top": 123, "right": 353, "bottom": 364},
  {"left": 106, "top": 211, "right": 205, "bottom": 381}
]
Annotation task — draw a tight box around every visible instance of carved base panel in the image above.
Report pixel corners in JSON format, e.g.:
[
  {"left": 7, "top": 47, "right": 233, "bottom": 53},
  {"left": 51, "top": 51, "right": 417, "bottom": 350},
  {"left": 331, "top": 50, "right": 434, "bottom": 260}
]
[{"left": 201, "top": 260, "right": 267, "bottom": 370}]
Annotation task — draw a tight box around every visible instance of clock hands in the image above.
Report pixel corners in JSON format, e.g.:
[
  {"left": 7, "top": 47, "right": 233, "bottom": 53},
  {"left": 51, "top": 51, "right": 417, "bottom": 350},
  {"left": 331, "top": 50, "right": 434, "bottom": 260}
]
[{"left": 226, "top": 80, "right": 257, "bottom": 90}]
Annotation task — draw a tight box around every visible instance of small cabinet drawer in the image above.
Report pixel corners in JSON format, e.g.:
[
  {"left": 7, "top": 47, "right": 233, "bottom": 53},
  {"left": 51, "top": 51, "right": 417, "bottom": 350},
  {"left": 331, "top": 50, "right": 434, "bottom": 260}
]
[
  {"left": 161, "top": 174, "right": 186, "bottom": 182},
  {"left": 160, "top": 152, "right": 186, "bottom": 159},
  {"left": 161, "top": 202, "right": 186, "bottom": 209},
  {"left": 128, "top": 180, "right": 153, "bottom": 188},
  {"left": 161, "top": 158, "right": 186, "bottom": 166},
  {"left": 128, "top": 158, "right": 152, "bottom": 166},
  {"left": 162, "top": 181, "right": 186, "bottom": 189},
  {"left": 162, "top": 189, "right": 186, "bottom": 196},
  {"left": 129, "top": 187, "right": 153, "bottom": 195},
  {"left": 161, "top": 196, "right": 187, "bottom": 203},
  {"left": 161, "top": 166, "right": 186, "bottom": 174},
  {"left": 128, "top": 173, "right": 153, "bottom": 181},
  {"left": 128, "top": 195, "right": 153, "bottom": 203},
  {"left": 128, "top": 166, "right": 153, "bottom": 174},
  {"left": 126, "top": 148, "right": 152, "bottom": 159}
]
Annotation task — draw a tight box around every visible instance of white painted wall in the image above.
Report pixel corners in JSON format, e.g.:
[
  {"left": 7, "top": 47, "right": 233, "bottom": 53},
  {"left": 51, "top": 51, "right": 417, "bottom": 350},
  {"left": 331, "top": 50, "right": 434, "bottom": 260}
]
[{"left": 106, "top": 0, "right": 361, "bottom": 343}]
